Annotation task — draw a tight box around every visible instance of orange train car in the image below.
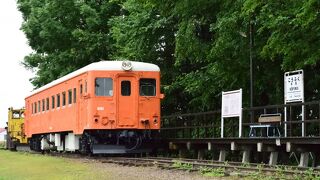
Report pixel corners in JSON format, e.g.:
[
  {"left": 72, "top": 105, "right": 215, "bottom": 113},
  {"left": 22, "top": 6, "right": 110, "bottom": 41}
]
[{"left": 25, "top": 61, "right": 163, "bottom": 154}]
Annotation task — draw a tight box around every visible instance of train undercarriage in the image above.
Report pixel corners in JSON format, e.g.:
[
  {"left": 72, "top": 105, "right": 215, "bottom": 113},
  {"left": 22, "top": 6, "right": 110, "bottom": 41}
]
[
  {"left": 29, "top": 130, "right": 159, "bottom": 154},
  {"left": 6, "top": 134, "right": 30, "bottom": 151}
]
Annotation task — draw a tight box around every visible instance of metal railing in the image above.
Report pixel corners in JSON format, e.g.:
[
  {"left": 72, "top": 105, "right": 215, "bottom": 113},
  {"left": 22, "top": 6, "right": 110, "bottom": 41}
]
[{"left": 161, "top": 101, "right": 320, "bottom": 139}]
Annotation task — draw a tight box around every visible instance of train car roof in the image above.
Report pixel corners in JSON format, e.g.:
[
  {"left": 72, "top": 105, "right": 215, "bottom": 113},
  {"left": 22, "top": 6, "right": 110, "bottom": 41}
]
[{"left": 26, "top": 60, "right": 160, "bottom": 98}]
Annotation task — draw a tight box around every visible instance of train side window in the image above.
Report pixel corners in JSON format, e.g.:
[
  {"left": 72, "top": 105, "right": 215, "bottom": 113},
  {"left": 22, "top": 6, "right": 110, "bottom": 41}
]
[
  {"left": 121, "top": 81, "right": 131, "bottom": 96},
  {"left": 52, "top": 96, "right": 55, "bottom": 109},
  {"left": 38, "top": 101, "right": 40, "bottom": 112},
  {"left": 80, "top": 84, "right": 83, "bottom": 95},
  {"left": 62, "top": 92, "right": 66, "bottom": 106},
  {"left": 42, "top": 99, "right": 45, "bottom": 111},
  {"left": 57, "top": 94, "right": 61, "bottom": 108},
  {"left": 73, "top": 88, "right": 76, "bottom": 103},
  {"left": 46, "top": 98, "right": 49, "bottom": 110},
  {"left": 85, "top": 80, "right": 87, "bottom": 93},
  {"left": 139, "top": 79, "right": 156, "bottom": 96},
  {"left": 95, "top": 78, "right": 113, "bottom": 96},
  {"left": 68, "top": 89, "right": 72, "bottom": 104}
]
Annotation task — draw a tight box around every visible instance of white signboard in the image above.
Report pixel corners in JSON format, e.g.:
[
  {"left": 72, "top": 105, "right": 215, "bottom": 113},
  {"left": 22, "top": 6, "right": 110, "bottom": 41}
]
[
  {"left": 284, "top": 70, "right": 304, "bottom": 103},
  {"left": 221, "top": 89, "right": 242, "bottom": 138},
  {"left": 222, "top": 89, "right": 242, "bottom": 117},
  {"left": 284, "top": 70, "right": 305, "bottom": 137}
]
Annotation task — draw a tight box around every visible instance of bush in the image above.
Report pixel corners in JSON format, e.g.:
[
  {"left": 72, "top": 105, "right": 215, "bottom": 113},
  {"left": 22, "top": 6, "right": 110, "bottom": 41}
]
[{"left": 0, "top": 141, "right": 6, "bottom": 149}]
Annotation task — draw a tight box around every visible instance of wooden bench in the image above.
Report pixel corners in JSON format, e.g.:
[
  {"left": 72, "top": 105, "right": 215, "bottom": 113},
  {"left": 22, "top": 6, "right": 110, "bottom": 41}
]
[
  {"left": 258, "top": 113, "right": 281, "bottom": 123},
  {"left": 249, "top": 113, "right": 282, "bottom": 137}
]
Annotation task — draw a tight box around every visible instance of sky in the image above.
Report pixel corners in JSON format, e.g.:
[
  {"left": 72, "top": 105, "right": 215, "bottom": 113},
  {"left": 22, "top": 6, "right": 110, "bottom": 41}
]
[{"left": 0, "top": 0, "right": 34, "bottom": 128}]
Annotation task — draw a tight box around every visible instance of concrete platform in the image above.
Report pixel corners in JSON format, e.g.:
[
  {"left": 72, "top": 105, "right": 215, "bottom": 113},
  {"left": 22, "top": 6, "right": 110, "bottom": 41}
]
[{"left": 164, "top": 137, "right": 320, "bottom": 167}]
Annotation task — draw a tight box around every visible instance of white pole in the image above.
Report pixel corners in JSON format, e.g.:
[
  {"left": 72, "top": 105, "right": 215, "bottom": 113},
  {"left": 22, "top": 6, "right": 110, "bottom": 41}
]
[
  {"left": 301, "top": 70, "right": 305, "bottom": 137},
  {"left": 302, "top": 105, "right": 305, "bottom": 137},
  {"left": 221, "top": 117, "right": 224, "bottom": 138},
  {"left": 284, "top": 73, "right": 287, "bottom": 137},
  {"left": 239, "top": 114, "right": 242, "bottom": 138},
  {"left": 284, "top": 106, "right": 287, "bottom": 137},
  {"left": 239, "top": 89, "right": 243, "bottom": 137}
]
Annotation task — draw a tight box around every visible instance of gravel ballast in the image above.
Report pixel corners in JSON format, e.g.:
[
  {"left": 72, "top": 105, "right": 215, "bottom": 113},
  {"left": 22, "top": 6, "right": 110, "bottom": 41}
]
[{"left": 76, "top": 158, "right": 228, "bottom": 180}]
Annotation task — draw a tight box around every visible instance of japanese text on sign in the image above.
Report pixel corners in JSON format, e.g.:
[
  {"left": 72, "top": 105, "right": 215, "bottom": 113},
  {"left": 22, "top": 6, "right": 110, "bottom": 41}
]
[{"left": 284, "top": 70, "right": 304, "bottom": 103}]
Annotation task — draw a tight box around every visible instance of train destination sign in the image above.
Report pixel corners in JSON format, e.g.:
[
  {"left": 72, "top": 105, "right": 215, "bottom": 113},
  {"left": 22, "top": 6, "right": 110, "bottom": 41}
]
[{"left": 284, "top": 70, "right": 304, "bottom": 103}]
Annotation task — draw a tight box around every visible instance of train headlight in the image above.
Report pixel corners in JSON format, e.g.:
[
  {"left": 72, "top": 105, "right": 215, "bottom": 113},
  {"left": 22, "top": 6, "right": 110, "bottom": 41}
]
[{"left": 121, "top": 61, "right": 132, "bottom": 71}]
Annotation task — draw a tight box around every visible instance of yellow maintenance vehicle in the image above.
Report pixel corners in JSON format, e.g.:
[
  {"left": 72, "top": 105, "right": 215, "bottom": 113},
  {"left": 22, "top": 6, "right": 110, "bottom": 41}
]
[{"left": 6, "top": 107, "right": 28, "bottom": 150}]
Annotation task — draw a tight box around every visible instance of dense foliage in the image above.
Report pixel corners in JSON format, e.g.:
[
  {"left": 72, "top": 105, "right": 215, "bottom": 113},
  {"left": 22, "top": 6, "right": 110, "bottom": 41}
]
[
  {"left": 17, "top": 0, "right": 320, "bottom": 114},
  {"left": 18, "top": 0, "right": 122, "bottom": 86}
]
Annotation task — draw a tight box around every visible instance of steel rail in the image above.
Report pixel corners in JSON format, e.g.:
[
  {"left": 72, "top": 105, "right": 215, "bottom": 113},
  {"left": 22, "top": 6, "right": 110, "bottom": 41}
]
[{"left": 99, "top": 156, "right": 320, "bottom": 177}]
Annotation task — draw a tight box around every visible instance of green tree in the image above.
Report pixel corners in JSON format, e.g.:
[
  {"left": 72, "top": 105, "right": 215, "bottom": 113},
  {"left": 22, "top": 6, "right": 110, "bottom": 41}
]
[
  {"left": 110, "top": 0, "right": 182, "bottom": 114},
  {"left": 169, "top": 0, "right": 320, "bottom": 110},
  {"left": 243, "top": 0, "right": 320, "bottom": 101},
  {"left": 18, "top": 0, "right": 320, "bottom": 114},
  {"left": 18, "top": 0, "right": 122, "bottom": 87}
]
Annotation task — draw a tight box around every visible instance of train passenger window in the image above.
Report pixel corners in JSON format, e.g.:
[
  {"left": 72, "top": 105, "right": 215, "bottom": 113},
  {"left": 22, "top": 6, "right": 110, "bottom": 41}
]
[
  {"left": 68, "top": 89, "right": 72, "bottom": 104},
  {"left": 85, "top": 80, "right": 87, "bottom": 93},
  {"left": 42, "top": 99, "right": 45, "bottom": 111},
  {"left": 57, "top": 94, "right": 61, "bottom": 108},
  {"left": 46, "top": 98, "right": 49, "bottom": 110},
  {"left": 52, "top": 96, "right": 55, "bottom": 109},
  {"left": 62, "top": 92, "right": 66, "bottom": 106},
  {"left": 139, "top": 79, "right": 156, "bottom": 96},
  {"left": 38, "top": 101, "right": 40, "bottom": 112},
  {"left": 73, "top": 88, "right": 76, "bottom": 103},
  {"left": 121, "top": 81, "right": 131, "bottom": 96},
  {"left": 95, "top": 78, "right": 113, "bottom": 96}
]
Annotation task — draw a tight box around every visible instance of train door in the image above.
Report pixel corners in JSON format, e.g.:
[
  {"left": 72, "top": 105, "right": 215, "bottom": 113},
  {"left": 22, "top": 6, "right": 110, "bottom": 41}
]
[
  {"left": 76, "top": 79, "right": 87, "bottom": 134},
  {"left": 117, "top": 76, "right": 137, "bottom": 127},
  {"left": 138, "top": 78, "right": 160, "bottom": 129}
]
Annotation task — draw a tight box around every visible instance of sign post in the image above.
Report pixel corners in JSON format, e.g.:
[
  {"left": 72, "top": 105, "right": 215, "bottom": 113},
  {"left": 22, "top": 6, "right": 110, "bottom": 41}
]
[
  {"left": 284, "top": 70, "right": 304, "bottom": 137},
  {"left": 221, "top": 89, "right": 242, "bottom": 138}
]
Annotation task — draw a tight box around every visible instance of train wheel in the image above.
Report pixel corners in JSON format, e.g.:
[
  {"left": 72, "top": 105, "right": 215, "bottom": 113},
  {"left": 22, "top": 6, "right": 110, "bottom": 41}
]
[
  {"left": 79, "top": 133, "right": 92, "bottom": 154},
  {"left": 125, "top": 134, "right": 142, "bottom": 151}
]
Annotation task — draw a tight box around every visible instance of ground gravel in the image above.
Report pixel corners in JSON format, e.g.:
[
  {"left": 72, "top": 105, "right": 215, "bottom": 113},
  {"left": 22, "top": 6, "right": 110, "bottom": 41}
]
[{"left": 74, "top": 158, "right": 231, "bottom": 180}]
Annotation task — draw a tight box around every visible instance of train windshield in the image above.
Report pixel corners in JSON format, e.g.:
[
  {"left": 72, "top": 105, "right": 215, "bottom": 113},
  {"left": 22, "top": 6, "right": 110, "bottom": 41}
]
[
  {"left": 140, "top": 79, "right": 156, "bottom": 96},
  {"left": 12, "top": 111, "right": 20, "bottom": 119},
  {"left": 95, "top": 78, "right": 113, "bottom": 96}
]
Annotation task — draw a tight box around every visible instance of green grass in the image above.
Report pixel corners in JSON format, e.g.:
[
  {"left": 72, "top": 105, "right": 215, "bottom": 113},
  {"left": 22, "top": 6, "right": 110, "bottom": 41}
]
[
  {"left": 199, "top": 167, "right": 225, "bottom": 177},
  {"left": 0, "top": 150, "right": 111, "bottom": 180},
  {"left": 171, "top": 160, "right": 193, "bottom": 170}
]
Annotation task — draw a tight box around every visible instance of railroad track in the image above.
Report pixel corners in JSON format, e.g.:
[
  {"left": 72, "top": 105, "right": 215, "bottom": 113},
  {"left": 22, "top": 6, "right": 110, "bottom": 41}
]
[
  {"left": 98, "top": 156, "right": 320, "bottom": 177},
  {"left": 10, "top": 148, "right": 320, "bottom": 178}
]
